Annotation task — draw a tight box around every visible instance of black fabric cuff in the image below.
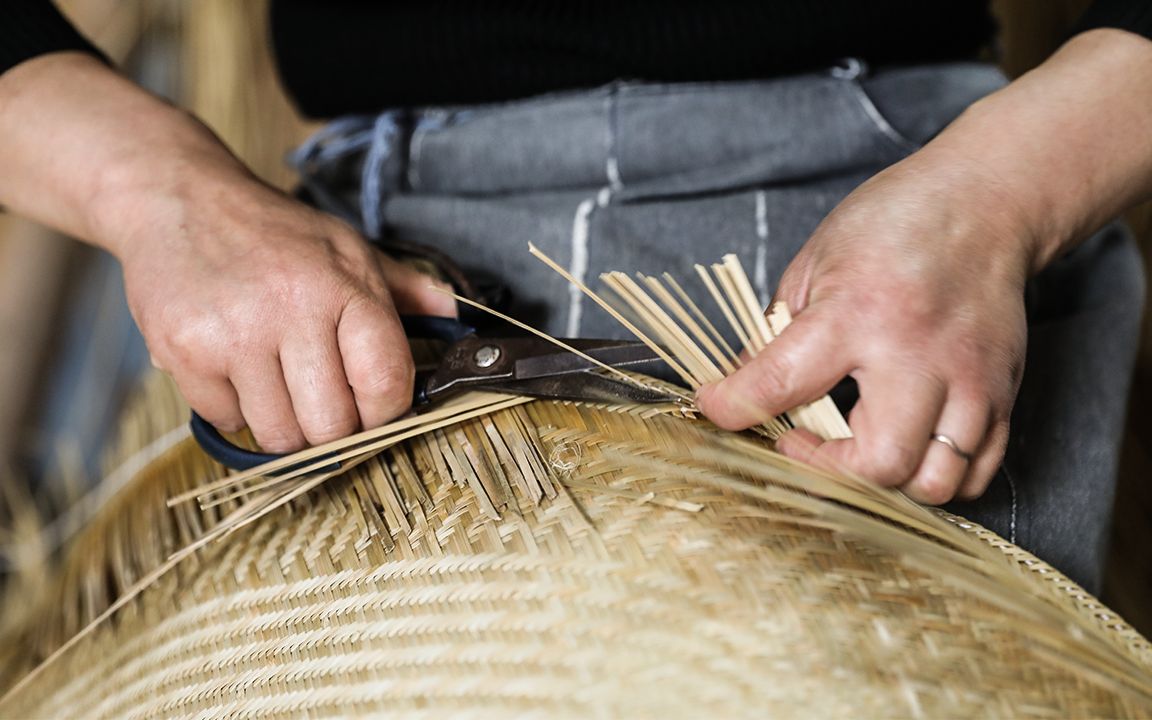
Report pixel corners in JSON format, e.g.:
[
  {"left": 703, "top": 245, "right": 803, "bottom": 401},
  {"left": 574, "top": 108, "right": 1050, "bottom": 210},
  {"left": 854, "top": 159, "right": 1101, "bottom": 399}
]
[
  {"left": 1074, "top": 0, "right": 1152, "bottom": 40},
  {"left": 1, "top": 0, "right": 108, "bottom": 77}
]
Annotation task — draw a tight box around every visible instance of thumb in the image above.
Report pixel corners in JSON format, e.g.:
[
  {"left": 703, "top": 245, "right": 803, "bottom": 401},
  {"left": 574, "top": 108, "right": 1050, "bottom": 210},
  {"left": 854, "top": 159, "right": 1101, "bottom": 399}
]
[{"left": 696, "top": 307, "right": 851, "bottom": 430}]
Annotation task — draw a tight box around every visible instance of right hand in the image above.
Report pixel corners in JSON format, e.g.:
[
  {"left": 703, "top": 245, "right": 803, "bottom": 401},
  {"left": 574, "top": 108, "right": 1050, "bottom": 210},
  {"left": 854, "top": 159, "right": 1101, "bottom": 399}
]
[{"left": 114, "top": 174, "right": 455, "bottom": 453}]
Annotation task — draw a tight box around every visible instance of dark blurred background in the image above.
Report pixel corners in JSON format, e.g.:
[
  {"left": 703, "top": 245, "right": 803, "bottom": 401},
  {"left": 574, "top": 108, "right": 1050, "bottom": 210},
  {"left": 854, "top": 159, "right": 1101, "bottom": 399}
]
[{"left": 1, "top": 0, "right": 1148, "bottom": 627}]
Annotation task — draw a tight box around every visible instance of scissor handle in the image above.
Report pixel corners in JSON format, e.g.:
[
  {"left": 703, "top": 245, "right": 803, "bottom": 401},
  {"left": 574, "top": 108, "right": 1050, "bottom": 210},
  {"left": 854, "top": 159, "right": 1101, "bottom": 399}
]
[{"left": 191, "top": 314, "right": 475, "bottom": 472}]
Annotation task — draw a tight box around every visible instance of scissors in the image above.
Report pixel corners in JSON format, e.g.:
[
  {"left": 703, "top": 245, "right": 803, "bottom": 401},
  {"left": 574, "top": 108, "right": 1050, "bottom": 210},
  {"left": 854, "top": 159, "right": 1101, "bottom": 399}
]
[{"left": 191, "top": 315, "right": 684, "bottom": 471}]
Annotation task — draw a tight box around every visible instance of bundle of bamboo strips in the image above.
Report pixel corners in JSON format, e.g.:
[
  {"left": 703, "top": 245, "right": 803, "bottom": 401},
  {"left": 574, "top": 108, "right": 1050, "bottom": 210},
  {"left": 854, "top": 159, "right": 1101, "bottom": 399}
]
[{"left": 1, "top": 253, "right": 1150, "bottom": 718}]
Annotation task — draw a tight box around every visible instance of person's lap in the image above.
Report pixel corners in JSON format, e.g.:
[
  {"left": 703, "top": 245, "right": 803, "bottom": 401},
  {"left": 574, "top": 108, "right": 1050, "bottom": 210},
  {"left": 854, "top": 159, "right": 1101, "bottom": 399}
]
[{"left": 295, "top": 60, "right": 1144, "bottom": 593}]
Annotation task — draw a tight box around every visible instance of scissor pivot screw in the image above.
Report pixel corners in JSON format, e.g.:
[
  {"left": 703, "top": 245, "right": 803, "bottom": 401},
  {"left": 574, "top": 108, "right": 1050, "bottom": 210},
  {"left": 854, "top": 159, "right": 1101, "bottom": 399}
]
[{"left": 473, "top": 345, "right": 501, "bottom": 369}]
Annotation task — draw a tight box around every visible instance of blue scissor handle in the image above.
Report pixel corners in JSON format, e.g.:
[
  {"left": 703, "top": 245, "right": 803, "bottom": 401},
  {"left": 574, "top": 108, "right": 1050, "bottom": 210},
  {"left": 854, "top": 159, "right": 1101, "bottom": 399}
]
[{"left": 191, "top": 315, "right": 475, "bottom": 472}]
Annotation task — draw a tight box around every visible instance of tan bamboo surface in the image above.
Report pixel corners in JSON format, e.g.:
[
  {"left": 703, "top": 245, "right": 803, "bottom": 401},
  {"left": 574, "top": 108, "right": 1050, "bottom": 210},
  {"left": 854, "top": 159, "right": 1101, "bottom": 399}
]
[
  {"left": 0, "top": 2, "right": 1148, "bottom": 716},
  {"left": 1, "top": 361, "right": 1152, "bottom": 717}
]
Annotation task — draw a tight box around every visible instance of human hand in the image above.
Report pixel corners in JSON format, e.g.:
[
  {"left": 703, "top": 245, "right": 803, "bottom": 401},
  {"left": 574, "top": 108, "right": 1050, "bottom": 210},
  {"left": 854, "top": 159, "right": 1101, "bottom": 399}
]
[
  {"left": 0, "top": 53, "right": 454, "bottom": 453},
  {"left": 696, "top": 149, "right": 1033, "bottom": 503},
  {"left": 694, "top": 28, "right": 1152, "bottom": 504},
  {"left": 115, "top": 175, "right": 455, "bottom": 453}
]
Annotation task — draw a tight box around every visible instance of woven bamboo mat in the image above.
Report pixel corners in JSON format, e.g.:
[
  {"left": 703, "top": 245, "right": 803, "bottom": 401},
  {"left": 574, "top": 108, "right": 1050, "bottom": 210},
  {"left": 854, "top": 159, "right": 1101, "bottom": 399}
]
[{"left": 1, "top": 373, "right": 1150, "bottom": 718}]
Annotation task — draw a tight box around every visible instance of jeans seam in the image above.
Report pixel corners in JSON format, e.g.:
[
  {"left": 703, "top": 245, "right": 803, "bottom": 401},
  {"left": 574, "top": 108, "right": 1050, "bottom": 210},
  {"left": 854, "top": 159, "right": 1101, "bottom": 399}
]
[{"left": 844, "top": 78, "right": 921, "bottom": 156}]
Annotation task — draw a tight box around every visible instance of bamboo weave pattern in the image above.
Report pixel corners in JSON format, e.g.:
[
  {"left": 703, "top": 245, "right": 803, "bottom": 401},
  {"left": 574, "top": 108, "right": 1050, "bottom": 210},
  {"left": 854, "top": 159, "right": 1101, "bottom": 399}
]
[{"left": 1, "top": 373, "right": 1150, "bottom": 718}]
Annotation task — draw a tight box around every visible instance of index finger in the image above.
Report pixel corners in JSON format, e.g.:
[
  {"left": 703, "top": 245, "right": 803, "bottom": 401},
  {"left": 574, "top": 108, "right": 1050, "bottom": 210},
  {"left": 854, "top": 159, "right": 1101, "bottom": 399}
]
[{"left": 782, "top": 369, "right": 946, "bottom": 488}]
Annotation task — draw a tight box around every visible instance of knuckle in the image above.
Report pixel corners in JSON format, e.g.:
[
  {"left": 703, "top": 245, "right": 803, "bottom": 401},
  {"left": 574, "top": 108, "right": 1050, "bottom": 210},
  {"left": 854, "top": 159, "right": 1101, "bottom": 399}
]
[
  {"left": 253, "top": 424, "right": 306, "bottom": 454},
  {"left": 954, "top": 482, "right": 988, "bottom": 502},
  {"left": 165, "top": 325, "right": 203, "bottom": 365},
  {"left": 911, "top": 472, "right": 958, "bottom": 505},
  {"left": 218, "top": 419, "right": 247, "bottom": 434},
  {"left": 300, "top": 411, "right": 359, "bottom": 445},
  {"left": 166, "top": 316, "right": 232, "bottom": 368},
  {"left": 193, "top": 406, "right": 245, "bottom": 434},
  {"left": 349, "top": 357, "right": 414, "bottom": 399},
  {"left": 746, "top": 351, "right": 797, "bottom": 408},
  {"left": 859, "top": 442, "right": 921, "bottom": 485},
  {"left": 211, "top": 414, "right": 247, "bottom": 434}
]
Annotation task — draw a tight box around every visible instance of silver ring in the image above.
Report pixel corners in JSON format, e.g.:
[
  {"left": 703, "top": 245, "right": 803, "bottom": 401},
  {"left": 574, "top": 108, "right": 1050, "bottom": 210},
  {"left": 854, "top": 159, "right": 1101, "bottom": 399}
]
[{"left": 931, "top": 433, "right": 972, "bottom": 462}]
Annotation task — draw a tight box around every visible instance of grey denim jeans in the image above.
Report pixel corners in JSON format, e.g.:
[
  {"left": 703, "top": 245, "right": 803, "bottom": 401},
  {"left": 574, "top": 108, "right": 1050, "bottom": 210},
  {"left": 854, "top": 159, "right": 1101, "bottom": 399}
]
[{"left": 293, "top": 60, "right": 1145, "bottom": 593}]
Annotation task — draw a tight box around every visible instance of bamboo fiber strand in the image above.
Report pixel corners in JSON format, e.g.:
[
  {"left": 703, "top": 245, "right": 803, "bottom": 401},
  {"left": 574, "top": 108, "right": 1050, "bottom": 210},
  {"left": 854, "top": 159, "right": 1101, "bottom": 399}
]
[
  {"left": 2, "top": 245, "right": 1151, "bottom": 717},
  {"left": 2, "top": 372, "right": 1151, "bottom": 717}
]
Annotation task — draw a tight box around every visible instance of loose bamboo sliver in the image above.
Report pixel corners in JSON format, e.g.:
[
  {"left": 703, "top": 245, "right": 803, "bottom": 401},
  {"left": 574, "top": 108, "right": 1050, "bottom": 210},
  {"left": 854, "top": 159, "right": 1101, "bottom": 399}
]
[
  {"left": 641, "top": 274, "right": 737, "bottom": 375},
  {"left": 663, "top": 273, "right": 741, "bottom": 367},
  {"left": 5, "top": 250, "right": 1150, "bottom": 719},
  {"left": 529, "top": 243, "right": 695, "bottom": 386}
]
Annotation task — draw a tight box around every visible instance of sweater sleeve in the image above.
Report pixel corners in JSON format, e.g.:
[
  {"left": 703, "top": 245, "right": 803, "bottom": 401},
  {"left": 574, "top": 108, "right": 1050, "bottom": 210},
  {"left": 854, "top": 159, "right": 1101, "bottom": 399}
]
[
  {"left": 0, "top": 0, "right": 107, "bottom": 76},
  {"left": 1074, "top": 0, "right": 1152, "bottom": 39}
]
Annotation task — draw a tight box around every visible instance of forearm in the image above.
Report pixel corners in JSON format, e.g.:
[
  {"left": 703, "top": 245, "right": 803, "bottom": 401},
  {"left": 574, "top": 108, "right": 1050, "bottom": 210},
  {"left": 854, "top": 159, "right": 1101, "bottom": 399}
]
[
  {"left": 0, "top": 51, "right": 249, "bottom": 257},
  {"left": 918, "top": 28, "right": 1152, "bottom": 274}
]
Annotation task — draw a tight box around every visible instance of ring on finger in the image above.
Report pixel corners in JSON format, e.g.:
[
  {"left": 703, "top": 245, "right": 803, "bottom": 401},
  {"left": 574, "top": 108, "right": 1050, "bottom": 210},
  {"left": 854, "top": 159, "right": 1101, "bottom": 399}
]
[{"left": 930, "top": 433, "right": 973, "bottom": 462}]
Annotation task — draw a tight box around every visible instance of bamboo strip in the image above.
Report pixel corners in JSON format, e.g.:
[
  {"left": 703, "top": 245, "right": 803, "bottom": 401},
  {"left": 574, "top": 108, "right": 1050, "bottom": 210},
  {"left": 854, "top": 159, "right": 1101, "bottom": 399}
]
[
  {"left": 528, "top": 243, "right": 695, "bottom": 386},
  {"left": 641, "top": 274, "right": 737, "bottom": 375},
  {"left": 695, "top": 263, "right": 754, "bottom": 353},
  {"left": 4, "top": 246, "right": 1149, "bottom": 718},
  {"left": 663, "top": 273, "right": 741, "bottom": 367}
]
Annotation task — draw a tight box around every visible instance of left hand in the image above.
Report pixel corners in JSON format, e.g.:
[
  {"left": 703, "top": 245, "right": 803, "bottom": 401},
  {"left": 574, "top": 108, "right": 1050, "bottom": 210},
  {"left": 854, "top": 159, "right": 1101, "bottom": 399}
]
[
  {"left": 697, "top": 147, "right": 1032, "bottom": 503},
  {"left": 698, "top": 26, "right": 1152, "bottom": 504}
]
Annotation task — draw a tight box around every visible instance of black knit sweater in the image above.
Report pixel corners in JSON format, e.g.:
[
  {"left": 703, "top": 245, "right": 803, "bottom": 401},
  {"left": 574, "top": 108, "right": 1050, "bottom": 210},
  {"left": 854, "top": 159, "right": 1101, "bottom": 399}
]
[{"left": 3, "top": 1, "right": 1152, "bottom": 118}]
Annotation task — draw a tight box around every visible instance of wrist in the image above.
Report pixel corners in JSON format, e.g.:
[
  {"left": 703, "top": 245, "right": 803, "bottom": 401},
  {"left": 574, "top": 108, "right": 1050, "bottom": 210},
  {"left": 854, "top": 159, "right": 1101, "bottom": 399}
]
[
  {"left": 930, "top": 99, "right": 1085, "bottom": 276},
  {"left": 922, "top": 28, "right": 1152, "bottom": 275},
  {"left": 886, "top": 143, "right": 1042, "bottom": 286},
  {"left": 86, "top": 110, "right": 253, "bottom": 260}
]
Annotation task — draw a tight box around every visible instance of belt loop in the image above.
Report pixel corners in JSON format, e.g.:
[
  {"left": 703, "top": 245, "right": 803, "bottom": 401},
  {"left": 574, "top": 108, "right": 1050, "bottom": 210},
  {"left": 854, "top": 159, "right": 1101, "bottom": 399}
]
[
  {"left": 359, "top": 111, "right": 403, "bottom": 240},
  {"left": 289, "top": 115, "right": 376, "bottom": 227}
]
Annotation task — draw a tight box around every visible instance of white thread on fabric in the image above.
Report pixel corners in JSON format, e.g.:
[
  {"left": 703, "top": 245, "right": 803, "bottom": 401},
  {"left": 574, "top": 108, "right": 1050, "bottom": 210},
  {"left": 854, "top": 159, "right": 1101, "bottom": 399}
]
[
  {"left": 566, "top": 86, "right": 621, "bottom": 336},
  {"left": 754, "top": 190, "right": 771, "bottom": 308},
  {"left": 606, "top": 156, "right": 623, "bottom": 191},
  {"left": 566, "top": 197, "right": 598, "bottom": 337}
]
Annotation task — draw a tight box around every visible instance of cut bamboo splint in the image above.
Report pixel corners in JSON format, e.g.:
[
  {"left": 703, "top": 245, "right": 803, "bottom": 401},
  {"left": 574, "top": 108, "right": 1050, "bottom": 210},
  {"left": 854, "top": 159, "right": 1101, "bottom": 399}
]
[
  {"left": 3, "top": 370, "right": 1152, "bottom": 718},
  {"left": 528, "top": 243, "right": 851, "bottom": 441},
  {"left": 4, "top": 247, "right": 1152, "bottom": 718},
  {"left": 22, "top": 245, "right": 849, "bottom": 659}
]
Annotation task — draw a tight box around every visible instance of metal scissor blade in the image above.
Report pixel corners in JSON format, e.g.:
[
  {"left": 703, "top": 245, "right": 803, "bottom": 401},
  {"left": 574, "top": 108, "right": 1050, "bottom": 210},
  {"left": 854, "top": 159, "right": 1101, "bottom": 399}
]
[
  {"left": 493, "top": 369, "right": 684, "bottom": 404},
  {"left": 421, "top": 335, "right": 688, "bottom": 406},
  {"left": 512, "top": 343, "right": 668, "bottom": 381}
]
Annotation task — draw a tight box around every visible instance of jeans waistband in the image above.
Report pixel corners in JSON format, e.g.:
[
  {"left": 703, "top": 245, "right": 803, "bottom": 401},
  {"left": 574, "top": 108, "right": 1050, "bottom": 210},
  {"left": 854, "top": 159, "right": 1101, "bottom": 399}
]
[{"left": 290, "top": 60, "right": 1006, "bottom": 238}]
